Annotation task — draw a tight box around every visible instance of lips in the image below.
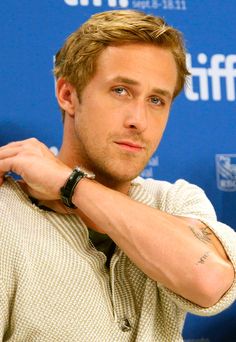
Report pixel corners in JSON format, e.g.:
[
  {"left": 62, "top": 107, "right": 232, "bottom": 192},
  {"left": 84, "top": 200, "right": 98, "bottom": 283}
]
[{"left": 114, "top": 140, "right": 145, "bottom": 152}]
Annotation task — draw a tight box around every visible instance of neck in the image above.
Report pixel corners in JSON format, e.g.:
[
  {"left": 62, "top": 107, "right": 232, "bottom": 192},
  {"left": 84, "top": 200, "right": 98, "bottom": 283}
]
[{"left": 93, "top": 174, "right": 131, "bottom": 195}]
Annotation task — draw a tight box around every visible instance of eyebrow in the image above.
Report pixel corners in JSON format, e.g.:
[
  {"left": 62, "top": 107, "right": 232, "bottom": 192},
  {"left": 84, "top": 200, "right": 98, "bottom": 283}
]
[{"left": 111, "top": 76, "right": 173, "bottom": 100}]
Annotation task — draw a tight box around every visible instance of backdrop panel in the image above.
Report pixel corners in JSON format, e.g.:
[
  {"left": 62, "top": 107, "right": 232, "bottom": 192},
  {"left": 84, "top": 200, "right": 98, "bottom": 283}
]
[{"left": 1, "top": 1, "right": 235, "bottom": 341}]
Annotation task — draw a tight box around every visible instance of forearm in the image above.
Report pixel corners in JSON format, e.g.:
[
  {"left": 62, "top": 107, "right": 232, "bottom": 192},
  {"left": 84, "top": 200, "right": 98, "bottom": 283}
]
[
  {"left": 0, "top": 139, "right": 234, "bottom": 307},
  {"left": 72, "top": 179, "right": 234, "bottom": 307}
]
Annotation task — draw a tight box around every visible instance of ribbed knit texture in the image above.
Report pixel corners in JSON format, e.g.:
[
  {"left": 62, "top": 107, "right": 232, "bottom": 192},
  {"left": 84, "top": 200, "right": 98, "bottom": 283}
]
[{"left": 0, "top": 177, "right": 235, "bottom": 341}]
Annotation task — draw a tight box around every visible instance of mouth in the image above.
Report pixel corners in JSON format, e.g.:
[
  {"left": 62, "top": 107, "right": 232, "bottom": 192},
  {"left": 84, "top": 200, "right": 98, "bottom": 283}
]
[{"left": 114, "top": 140, "right": 145, "bottom": 152}]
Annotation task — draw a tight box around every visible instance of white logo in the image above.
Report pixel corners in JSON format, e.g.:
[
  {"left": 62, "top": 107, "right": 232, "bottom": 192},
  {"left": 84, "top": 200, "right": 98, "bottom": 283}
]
[
  {"left": 64, "top": 0, "right": 129, "bottom": 7},
  {"left": 185, "top": 53, "right": 236, "bottom": 101},
  {"left": 216, "top": 154, "right": 236, "bottom": 192},
  {"left": 64, "top": 0, "right": 187, "bottom": 9}
]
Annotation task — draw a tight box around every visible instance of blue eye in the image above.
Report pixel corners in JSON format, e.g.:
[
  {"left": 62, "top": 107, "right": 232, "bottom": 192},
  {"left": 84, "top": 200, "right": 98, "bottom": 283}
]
[
  {"left": 150, "top": 96, "right": 163, "bottom": 106},
  {"left": 113, "top": 87, "right": 127, "bottom": 95}
]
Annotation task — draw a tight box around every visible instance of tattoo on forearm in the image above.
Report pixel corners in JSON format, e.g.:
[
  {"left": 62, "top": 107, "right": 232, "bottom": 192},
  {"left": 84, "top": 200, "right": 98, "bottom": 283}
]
[
  {"left": 188, "top": 224, "right": 212, "bottom": 244},
  {"left": 196, "top": 251, "right": 210, "bottom": 265}
]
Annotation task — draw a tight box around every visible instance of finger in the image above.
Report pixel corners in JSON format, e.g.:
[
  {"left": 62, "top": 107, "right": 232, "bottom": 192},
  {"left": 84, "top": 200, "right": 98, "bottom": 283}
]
[
  {"left": 0, "top": 169, "right": 8, "bottom": 186},
  {"left": 0, "top": 141, "right": 24, "bottom": 150},
  {"left": 0, "top": 147, "right": 22, "bottom": 159},
  {"left": 0, "top": 138, "right": 41, "bottom": 151},
  {"left": 0, "top": 139, "right": 50, "bottom": 162},
  {"left": 0, "top": 157, "right": 16, "bottom": 174}
]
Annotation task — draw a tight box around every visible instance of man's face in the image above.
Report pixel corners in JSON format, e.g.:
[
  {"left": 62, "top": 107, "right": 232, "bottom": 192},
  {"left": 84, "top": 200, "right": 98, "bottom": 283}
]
[{"left": 70, "top": 43, "right": 178, "bottom": 189}]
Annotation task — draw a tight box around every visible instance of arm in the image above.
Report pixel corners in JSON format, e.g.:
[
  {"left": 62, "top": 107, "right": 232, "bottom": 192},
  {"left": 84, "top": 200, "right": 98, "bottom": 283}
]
[
  {"left": 0, "top": 139, "right": 234, "bottom": 307},
  {"left": 72, "top": 178, "right": 234, "bottom": 308}
]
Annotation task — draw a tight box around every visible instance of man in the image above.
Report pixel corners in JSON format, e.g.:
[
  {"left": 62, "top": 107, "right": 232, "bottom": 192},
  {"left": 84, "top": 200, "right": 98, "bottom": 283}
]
[{"left": 0, "top": 10, "right": 235, "bottom": 342}]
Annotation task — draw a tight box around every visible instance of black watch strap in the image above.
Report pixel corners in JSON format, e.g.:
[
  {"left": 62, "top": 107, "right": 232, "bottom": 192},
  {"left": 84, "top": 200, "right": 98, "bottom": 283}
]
[{"left": 60, "top": 168, "right": 86, "bottom": 209}]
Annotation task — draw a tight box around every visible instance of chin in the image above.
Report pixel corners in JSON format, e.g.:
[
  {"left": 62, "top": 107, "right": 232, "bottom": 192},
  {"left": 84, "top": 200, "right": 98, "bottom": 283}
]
[
  {"left": 110, "top": 170, "right": 141, "bottom": 183},
  {"left": 92, "top": 158, "right": 147, "bottom": 184}
]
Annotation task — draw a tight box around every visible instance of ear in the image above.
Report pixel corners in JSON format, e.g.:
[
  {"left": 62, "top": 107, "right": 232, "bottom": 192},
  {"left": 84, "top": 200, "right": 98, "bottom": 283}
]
[{"left": 56, "top": 78, "right": 78, "bottom": 117}]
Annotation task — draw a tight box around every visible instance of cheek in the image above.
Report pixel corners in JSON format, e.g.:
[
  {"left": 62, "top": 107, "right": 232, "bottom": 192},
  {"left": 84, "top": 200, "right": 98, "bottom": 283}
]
[
  {"left": 148, "top": 119, "right": 168, "bottom": 149},
  {"left": 150, "top": 136, "right": 161, "bottom": 152}
]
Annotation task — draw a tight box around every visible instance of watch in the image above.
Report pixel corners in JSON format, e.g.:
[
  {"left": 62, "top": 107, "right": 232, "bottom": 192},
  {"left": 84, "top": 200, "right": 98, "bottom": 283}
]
[{"left": 60, "top": 167, "right": 95, "bottom": 209}]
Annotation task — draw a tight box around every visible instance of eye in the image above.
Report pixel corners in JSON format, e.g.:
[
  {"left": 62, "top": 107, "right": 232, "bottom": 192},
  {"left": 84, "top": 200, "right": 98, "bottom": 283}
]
[
  {"left": 112, "top": 86, "right": 128, "bottom": 96},
  {"left": 150, "top": 96, "right": 164, "bottom": 106}
]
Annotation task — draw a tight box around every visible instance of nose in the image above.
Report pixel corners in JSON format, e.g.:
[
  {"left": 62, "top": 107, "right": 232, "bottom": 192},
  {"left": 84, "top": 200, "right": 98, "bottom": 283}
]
[{"left": 123, "top": 100, "right": 148, "bottom": 133}]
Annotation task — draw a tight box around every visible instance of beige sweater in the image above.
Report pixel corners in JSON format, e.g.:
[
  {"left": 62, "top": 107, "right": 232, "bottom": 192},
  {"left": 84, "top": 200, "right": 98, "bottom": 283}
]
[{"left": 0, "top": 177, "right": 236, "bottom": 342}]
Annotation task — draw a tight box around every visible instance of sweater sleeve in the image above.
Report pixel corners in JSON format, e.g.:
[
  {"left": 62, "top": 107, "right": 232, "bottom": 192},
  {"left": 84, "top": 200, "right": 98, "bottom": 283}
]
[{"left": 0, "top": 277, "right": 8, "bottom": 339}]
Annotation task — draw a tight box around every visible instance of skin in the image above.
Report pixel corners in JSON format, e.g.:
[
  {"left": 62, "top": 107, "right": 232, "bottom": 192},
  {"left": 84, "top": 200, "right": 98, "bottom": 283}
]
[
  {"left": 0, "top": 43, "right": 234, "bottom": 307},
  {"left": 58, "top": 43, "right": 177, "bottom": 194}
]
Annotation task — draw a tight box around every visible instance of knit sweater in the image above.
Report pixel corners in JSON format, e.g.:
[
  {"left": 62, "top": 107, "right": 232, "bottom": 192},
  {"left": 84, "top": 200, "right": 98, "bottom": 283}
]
[{"left": 0, "top": 177, "right": 235, "bottom": 342}]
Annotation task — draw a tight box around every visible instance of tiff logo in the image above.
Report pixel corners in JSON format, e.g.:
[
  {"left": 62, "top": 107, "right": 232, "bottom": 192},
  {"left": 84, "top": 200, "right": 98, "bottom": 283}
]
[
  {"left": 64, "top": 0, "right": 129, "bottom": 6},
  {"left": 185, "top": 53, "right": 236, "bottom": 101}
]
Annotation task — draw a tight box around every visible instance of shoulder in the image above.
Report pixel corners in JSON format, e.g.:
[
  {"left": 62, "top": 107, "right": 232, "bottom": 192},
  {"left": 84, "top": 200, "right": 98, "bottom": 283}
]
[
  {"left": 0, "top": 176, "right": 31, "bottom": 216},
  {"left": 135, "top": 177, "right": 217, "bottom": 220},
  {"left": 0, "top": 175, "right": 26, "bottom": 198},
  {"left": 0, "top": 176, "right": 44, "bottom": 248},
  {"left": 0, "top": 177, "right": 52, "bottom": 284},
  {"left": 135, "top": 176, "right": 206, "bottom": 201},
  {"left": 0, "top": 178, "right": 30, "bottom": 291}
]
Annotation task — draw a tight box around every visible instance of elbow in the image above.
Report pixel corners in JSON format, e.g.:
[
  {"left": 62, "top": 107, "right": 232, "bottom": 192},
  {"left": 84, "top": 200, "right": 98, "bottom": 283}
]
[{"left": 195, "top": 260, "right": 235, "bottom": 308}]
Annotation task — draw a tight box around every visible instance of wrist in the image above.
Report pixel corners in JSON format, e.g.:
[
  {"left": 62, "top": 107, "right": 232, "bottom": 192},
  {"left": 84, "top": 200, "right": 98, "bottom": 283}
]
[{"left": 60, "top": 167, "right": 95, "bottom": 208}]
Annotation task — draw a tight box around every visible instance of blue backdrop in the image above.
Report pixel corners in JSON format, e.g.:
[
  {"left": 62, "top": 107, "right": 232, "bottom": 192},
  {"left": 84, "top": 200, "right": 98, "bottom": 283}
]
[{"left": 1, "top": 1, "right": 235, "bottom": 341}]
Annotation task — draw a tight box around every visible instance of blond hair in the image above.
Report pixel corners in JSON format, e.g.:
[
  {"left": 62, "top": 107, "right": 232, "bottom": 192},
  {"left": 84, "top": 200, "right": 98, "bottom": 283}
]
[{"left": 54, "top": 10, "right": 189, "bottom": 119}]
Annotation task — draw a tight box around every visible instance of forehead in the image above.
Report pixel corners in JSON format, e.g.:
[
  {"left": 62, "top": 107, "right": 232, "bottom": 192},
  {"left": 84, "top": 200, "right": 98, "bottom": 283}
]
[{"left": 93, "top": 43, "right": 178, "bottom": 95}]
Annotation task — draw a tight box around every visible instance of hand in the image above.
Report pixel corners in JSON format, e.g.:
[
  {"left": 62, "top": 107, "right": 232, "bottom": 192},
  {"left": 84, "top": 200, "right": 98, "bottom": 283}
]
[{"left": 0, "top": 138, "right": 72, "bottom": 200}]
